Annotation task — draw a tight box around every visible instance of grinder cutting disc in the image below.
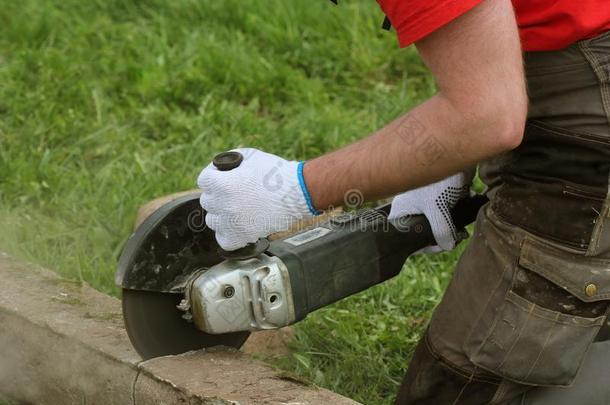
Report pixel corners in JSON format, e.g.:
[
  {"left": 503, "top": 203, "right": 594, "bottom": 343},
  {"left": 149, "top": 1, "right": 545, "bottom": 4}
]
[
  {"left": 117, "top": 193, "right": 250, "bottom": 359},
  {"left": 122, "top": 289, "right": 249, "bottom": 359}
]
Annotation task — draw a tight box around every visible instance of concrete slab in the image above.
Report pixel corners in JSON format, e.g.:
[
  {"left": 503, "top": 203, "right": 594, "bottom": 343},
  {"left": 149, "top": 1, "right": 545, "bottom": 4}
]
[{"left": 0, "top": 253, "right": 360, "bottom": 404}]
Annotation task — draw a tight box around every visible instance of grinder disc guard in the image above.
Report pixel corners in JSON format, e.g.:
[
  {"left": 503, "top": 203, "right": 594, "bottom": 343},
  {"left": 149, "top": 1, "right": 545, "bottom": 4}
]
[
  {"left": 117, "top": 193, "right": 250, "bottom": 358},
  {"left": 117, "top": 194, "right": 222, "bottom": 292}
]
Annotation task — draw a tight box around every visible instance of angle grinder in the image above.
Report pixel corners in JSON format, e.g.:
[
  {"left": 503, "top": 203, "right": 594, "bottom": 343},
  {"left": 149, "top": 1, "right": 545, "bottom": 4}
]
[{"left": 116, "top": 151, "right": 487, "bottom": 359}]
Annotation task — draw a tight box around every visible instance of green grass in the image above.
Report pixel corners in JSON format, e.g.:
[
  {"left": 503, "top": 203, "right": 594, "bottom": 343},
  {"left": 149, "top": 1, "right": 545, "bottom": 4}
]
[{"left": 0, "top": 1, "right": 462, "bottom": 403}]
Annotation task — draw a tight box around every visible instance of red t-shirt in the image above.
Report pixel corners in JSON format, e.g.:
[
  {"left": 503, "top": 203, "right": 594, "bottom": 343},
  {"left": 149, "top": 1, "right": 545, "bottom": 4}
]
[{"left": 377, "top": 0, "right": 610, "bottom": 51}]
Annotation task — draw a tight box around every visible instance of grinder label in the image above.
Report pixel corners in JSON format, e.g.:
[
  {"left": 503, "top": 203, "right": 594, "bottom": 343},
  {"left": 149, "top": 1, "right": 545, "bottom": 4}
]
[{"left": 284, "top": 227, "right": 331, "bottom": 246}]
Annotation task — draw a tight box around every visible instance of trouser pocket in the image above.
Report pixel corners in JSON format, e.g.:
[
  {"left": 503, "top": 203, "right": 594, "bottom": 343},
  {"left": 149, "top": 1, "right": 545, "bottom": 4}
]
[{"left": 464, "top": 236, "right": 610, "bottom": 387}]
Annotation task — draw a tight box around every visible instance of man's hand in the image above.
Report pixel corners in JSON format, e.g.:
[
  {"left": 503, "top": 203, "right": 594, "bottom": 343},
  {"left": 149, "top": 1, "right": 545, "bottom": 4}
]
[
  {"left": 197, "top": 148, "right": 316, "bottom": 251},
  {"left": 388, "top": 170, "right": 474, "bottom": 252}
]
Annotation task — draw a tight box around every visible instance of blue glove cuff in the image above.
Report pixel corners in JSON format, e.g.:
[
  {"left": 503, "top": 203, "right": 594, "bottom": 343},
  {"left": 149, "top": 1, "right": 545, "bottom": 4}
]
[{"left": 297, "top": 161, "right": 321, "bottom": 216}]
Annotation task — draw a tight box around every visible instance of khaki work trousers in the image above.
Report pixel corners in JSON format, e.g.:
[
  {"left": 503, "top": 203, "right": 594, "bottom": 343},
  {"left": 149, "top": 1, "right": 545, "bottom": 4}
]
[{"left": 396, "top": 30, "right": 610, "bottom": 405}]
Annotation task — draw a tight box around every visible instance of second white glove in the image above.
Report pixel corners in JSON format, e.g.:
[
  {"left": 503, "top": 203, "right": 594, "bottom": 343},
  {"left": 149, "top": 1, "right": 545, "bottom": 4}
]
[
  {"left": 388, "top": 171, "right": 474, "bottom": 252},
  {"left": 197, "top": 148, "right": 318, "bottom": 251}
]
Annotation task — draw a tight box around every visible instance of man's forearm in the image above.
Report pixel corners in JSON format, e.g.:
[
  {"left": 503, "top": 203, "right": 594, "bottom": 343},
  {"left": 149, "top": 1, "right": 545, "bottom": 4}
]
[
  {"left": 304, "top": 94, "right": 507, "bottom": 209},
  {"left": 303, "top": 0, "right": 526, "bottom": 211}
]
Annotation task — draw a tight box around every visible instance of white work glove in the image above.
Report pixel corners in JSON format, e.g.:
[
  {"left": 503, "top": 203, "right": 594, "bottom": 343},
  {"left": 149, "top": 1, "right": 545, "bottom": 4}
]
[
  {"left": 197, "top": 148, "right": 318, "bottom": 251},
  {"left": 388, "top": 171, "right": 474, "bottom": 252}
]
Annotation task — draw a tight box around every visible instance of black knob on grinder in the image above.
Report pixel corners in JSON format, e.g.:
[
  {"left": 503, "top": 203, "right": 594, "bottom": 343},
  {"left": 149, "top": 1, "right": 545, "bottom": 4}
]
[
  {"left": 209, "top": 151, "right": 270, "bottom": 260},
  {"left": 213, "top": 151, "right": 243, "bottom": 171}
]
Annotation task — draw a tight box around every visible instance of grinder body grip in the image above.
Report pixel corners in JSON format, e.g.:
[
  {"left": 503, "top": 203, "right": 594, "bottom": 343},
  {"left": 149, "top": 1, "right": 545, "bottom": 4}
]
[{"left": 267, "top": 195, "right": 487, "bottom": 322}]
